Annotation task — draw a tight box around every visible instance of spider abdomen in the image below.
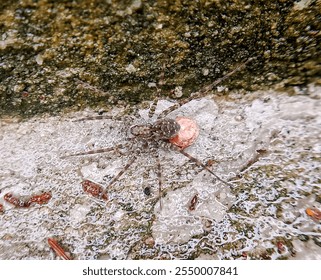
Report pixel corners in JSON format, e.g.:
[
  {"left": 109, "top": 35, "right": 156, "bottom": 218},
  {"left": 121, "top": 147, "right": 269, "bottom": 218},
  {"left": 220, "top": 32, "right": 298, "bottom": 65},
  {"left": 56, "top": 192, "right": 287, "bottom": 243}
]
[
  {"left": 153, "top": 118, "right": 181, "bottom": 140},
  {"left": 130, "top": 118, "right": 181, "bottom": 140}
]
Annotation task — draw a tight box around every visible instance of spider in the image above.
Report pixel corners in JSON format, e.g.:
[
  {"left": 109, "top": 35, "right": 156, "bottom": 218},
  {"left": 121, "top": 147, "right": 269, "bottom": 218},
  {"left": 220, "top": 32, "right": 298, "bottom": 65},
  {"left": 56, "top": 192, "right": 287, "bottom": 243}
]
[{"left": 62, "top": 57, "right": 255, "bottom": 208}]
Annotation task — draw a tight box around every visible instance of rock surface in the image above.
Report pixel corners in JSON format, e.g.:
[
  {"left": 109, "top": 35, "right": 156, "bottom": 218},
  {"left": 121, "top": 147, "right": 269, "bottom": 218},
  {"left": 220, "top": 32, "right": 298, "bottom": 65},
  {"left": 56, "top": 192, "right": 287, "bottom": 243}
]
[
  {"left": 0, "top": 85, "right": 320, "bottom": 259},
  {"left": 0, "top": 0, "right": 320, "bottom": 117}
]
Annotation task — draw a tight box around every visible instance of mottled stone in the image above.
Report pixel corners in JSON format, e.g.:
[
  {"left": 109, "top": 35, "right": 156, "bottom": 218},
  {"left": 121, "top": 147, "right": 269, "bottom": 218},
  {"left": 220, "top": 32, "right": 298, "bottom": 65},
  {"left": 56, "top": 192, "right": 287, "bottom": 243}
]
[{"left": 0, "top": 0, "right": 320, "bottom": 117}]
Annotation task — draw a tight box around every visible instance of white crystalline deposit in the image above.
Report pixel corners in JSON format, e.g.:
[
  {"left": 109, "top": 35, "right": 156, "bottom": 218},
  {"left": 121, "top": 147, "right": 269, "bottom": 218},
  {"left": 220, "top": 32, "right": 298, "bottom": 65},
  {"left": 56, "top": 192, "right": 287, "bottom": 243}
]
[{"left": 0, "top": 85, "right": 320, "bottom": 259}]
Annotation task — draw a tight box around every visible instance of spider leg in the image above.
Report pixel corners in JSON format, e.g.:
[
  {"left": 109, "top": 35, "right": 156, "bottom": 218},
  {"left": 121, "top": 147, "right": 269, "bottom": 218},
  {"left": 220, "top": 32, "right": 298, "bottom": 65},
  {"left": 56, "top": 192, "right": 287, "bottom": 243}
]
[
  {"left": 155, "top": 150, "right": 163, "bottom": 209},
  {"left": 71, "top": 110, "right": 139, "bottom": 122},
  {"left": 148, "top": 98, "right": 159, "bottom": 119},
  {"left": 157, "top": 57, "right": 256, "bottom": 120},
  {"left": 148, "top": 62, "right": 168, "bottom": 119},
  {"left": 71, "top": 111, "right": 133, "bottom": 123},
  {"left": 60, "top": 143, "right": 127, "bottom": 158},
  {"left": 72, "top": 115, "right": 114, "bottom": 122},
  {"left": 75, "top": 78, "right": 111, "bottom": 98},
  {"left": 169, "top": 143, "right": 232, "bottom": 187},
  {"left": 105, "top": 156, "right": 137, "bottom": 188},
  {"left": 73, "top": 78, "right": 137, "bottom": 122}
]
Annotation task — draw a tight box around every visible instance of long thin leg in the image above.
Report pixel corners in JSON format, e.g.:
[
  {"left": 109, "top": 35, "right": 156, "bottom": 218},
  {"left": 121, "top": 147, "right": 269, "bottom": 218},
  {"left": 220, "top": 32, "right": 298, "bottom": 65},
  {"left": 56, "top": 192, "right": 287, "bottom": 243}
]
[
  {"left": 75, "top": 78, "right": 111, "bottom": 98},
  {"left": 157, "top": 57, "right": 256, "bottom": 119},
  {"left": 105, "top": 156, "right": 137, "bottom": 188},
  {"left": 148, "top": 62, "right": 167, "bottom": 119},
  {"left": 148, "top": 98, "right": 159, "bottom": 119},
  {"left": 169, "top": 143, "right": 232, "bottom": 187},
  {"left": 155, "top": 151, "right": 163, "bottom": 209},
  {"left": 72, "top": 115, "right": 113, "bottom": 122},
  {"left": 71, "top": 111, "right": 132, "bottom": 123},
  {"left": 60, "top": 143, "right": 127, "bottom": 158},
  {"left": 73, "top": 78, "right": 133, "bottom": 122}
]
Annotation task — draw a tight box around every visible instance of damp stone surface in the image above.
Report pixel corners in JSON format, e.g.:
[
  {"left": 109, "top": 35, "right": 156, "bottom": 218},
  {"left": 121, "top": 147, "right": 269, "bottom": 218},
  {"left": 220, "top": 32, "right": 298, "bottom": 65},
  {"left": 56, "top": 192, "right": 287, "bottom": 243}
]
[
  {"left": 1, "top": 0, "right": 320, "bottom": 117},
  {"left": 0, "top": 85, "right": 320, "bottom": 259}
]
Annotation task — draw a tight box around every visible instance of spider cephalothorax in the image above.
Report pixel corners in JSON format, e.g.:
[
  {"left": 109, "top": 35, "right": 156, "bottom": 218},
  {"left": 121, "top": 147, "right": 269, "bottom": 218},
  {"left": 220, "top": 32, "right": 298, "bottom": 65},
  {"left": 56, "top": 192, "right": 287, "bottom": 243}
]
[{"left": 130, "top": 118, "right": 181, "bottom": 140}]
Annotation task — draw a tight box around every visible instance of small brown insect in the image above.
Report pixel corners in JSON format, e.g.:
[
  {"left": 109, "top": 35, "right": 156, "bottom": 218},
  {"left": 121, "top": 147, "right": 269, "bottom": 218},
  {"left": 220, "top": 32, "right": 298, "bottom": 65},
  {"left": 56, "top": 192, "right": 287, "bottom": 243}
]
[
  {"left": 4, "top": 193, "right": 31, "bottom": 207},
  {"left": 206, "top": 159, "right": 217, "bottom": 167},
  {"left": 189, "top": 193, "right": 198, "bottom": 211},
  {"left": 48, "top": 238, "right": 72, "bottom": 260},
  {"left": 4, "top": 192, "right": 51, "bottom": 208},
  {"left": 28, "top": 192, "right": 52, "bottom": 205},
  {"left": 0, "top": 204, "right": 3, "bottom": 212},
  {"left": 82, "top": 179, "right": 108, "bottom": 200},
  {"left": 277, "top": 241, "right": 285, "bottom": 253},
  {"left": 306, "top": 207, "right": 321, "bottom": 220}
]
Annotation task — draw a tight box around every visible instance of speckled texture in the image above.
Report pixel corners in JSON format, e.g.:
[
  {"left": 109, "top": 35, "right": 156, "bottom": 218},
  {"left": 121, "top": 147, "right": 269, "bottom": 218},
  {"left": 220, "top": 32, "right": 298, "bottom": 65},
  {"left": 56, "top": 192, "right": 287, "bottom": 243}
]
[
  {"left": 0, "top": 85, "right": 320, "bottom": 259},
  {"left": 0, "top": 0, "right": 320, "bottom": 117}
]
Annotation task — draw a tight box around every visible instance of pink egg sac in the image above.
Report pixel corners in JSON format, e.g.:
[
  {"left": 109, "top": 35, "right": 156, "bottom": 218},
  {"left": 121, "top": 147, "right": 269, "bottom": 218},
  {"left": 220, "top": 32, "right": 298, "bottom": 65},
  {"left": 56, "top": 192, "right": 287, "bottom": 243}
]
[{"left": 169, "top": 117, "right": 199, "bottom": 149}]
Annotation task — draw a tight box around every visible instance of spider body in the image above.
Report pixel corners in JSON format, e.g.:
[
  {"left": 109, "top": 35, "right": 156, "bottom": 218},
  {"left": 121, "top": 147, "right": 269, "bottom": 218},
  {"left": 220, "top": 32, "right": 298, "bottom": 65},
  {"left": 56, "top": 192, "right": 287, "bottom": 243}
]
[{"left": 130, "top": 118, "right": 181, "bottom": 140}]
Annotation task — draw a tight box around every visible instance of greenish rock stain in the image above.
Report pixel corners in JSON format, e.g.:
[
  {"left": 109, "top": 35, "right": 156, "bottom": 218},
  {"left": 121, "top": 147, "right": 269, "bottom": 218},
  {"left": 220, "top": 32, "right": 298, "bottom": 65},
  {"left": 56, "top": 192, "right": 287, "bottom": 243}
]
[{"left": 0, "top": 0, "right": 320, "bottom": 117}]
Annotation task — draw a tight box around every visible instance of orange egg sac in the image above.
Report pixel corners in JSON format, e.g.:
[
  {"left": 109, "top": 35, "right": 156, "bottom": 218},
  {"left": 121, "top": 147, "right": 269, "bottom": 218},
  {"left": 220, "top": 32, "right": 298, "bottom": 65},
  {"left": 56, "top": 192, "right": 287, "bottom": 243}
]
[{"left": 169, "top": 117, "right": 199, "bottom": 149}]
